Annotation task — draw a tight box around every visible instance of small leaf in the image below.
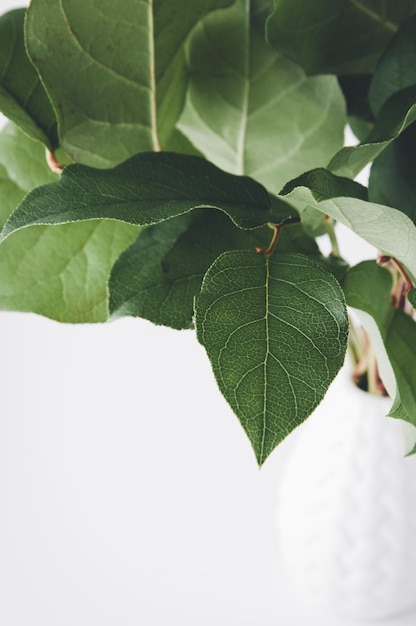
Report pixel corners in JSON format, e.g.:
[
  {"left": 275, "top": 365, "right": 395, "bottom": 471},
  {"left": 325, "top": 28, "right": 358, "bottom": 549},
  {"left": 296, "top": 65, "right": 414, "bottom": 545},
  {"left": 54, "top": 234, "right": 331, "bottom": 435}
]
[
  {"left": 266, "top": 0, "right": 416, "bottom": 75},
  {"left": 328, "top": 86, "right": 416, "bottom": 178},
  {"left": 407, "top": 288, "right": 416, "bottom": 308},
  {"left": 369, "top": 13, "right": 416, "bottom": 115},
  {"left": 196, "top": 250, "right": 348, "bottom": 465},
  {"left": 0, "top": 152, "right": 296, "bottom": 241},
  {"left": 386, "top": 309, "right": 416, "bottom": 426},
  {"left": 0, "top": 9, "right": 58, "bottom": 148},
  {"left": 178, "top": 0, "right": 345, "bottom": 193}
]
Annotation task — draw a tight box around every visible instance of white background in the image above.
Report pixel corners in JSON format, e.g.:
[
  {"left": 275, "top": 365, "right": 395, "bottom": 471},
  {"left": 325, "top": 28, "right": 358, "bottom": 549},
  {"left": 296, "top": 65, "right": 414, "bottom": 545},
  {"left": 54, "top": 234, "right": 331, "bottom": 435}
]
[{"left": 1, "top": 1, "right": 415, "bottom": 624}]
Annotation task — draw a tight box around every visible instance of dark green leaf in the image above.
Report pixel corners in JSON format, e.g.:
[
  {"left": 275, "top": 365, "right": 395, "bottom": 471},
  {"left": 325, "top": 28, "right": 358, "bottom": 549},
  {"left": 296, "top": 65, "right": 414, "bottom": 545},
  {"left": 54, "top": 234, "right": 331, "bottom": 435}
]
[
  {"left": 178, "top": 0, "right": 346, "bottom": 194},
  {"left": 109, "top": 211, "right": 319, "bottom": 329},
  {"left": 109, "top": 211, "right": 271, "bottom": 329},
  {"left": 328, "top": 86, "right": 416, "bottom": 177},
  {"left": 386, "top": 309, "right": 416, "bottom": 426},
  {"left": 369, "top": 13, "right": 416, "bottom": 115},
  {"left": 196, "top": 251, "right": 348, "bottom": 465},
  {"left": 407, "top": 288, "right": 416, "bottom": 308},
  {"left": 266, "top": 0, "right": 416, "bottom": 75},
  {"left": 0, "top": 9, "right": 57, "bottom": 148},
  {"left": 368, "top": 122, "right": 416, "bottom": 222},
  {"left": 0, "top": 152, "right": 296, "bottom": 241}
]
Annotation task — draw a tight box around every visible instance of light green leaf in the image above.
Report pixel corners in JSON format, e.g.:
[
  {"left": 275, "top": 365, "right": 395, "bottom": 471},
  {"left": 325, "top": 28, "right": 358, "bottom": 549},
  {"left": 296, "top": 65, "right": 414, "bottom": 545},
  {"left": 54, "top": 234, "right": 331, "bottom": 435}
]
[
  {"left": 0, "top": 122, "right": 57, "bottom": 228},
  {"left": 328, "top": 86, "right": 416, "bottom": 178},
  {"left": 25, "top": 0, "right": 233, "bottom": 167},
  {"left": 154, "top": 0, "right": 234, "bottom": 146},
  {"left": 109, "top": 211, "right": 319, "bottom": 329},
  {"left": 282, "top": 190, "right": 416, "bottom": 284},
  {"left": 266, "top": 0, "right": 416, "bottom": 75},
  {"left": 0, "top": 152, "right": 296, "bottom": 241},
  {"left": 195, "top": 250, "right": 348, "bottom": 465},
  {"left": 369, "top": 13, "right": 416, "bottom": 115},
  {"left": 178, "top": 0, "right": 345, "bottom": 194},
  {"left": 0, "top": 121, "right": 139, "bottom": 322},
  {"left": 0, "top": 9, "right": 58, "bottom": 148},
  {"left": 343, "top": 261, "right": 416, "bottom": 427},
  {"left": 0, "top": 221, "right": 139, "bottom": 322}
]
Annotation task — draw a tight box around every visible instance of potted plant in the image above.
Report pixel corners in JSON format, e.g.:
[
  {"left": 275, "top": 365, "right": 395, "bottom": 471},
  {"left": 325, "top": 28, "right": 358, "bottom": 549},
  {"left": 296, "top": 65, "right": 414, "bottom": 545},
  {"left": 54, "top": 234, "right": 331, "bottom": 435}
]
[{"left": 1, "top": 0, "right": 416, "bottom": 617}]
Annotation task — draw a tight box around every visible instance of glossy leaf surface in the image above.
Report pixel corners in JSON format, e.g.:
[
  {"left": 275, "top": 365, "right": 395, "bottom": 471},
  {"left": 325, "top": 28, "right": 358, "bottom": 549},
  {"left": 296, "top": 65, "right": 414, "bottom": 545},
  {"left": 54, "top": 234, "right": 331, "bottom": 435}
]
[
  {"left": 196, "top": 251, "right": 348, "bottom": 465},
  {"left": 178, "top": 0, "right": 345, "bottom": 193},
  {"left": 1, "top": 153, "right": 296, "bottom": 241}
]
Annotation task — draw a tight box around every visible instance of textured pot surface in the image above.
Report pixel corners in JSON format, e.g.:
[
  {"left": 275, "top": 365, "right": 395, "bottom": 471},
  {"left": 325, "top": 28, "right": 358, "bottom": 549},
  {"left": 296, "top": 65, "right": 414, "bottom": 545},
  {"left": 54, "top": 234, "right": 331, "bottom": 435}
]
[{"left": 276, "top": 366, "right": 416, "bottom": 621}]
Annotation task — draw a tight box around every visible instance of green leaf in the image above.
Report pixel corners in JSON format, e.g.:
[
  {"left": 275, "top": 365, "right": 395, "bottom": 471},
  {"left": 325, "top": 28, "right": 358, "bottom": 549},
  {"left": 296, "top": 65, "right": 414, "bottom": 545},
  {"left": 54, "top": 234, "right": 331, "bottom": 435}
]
[
  {"left": 25, "top": 0, "right": 160, "bottom": 166},
  {"left": 0, "top": 122, "right": 139, "bottom": 322},
  {"left": 109, "top": 211, "right": 319, "bottom": 329},
  {"left": 0, "top": 122, "right": 57, "bottom": 228},
  {"left": 154, "top": 0, "right": 234, "bottom": 147},
  {"left": 328, "top": 86, "right": 416, "bottom": 177},
  {"left": 178, "top": 0, "right": 346, "bottom": 194},
  {"left": 0, "top": 9, "right": 58, "bottom": 148},
  {"left": 195, "top": 250, "right": 348, "bottom": 465},
  {"left": 279, "top": 167, "right": 367, "bottom": 236},
  {"left": 368, "top": 123, "right": 416, "bottom": 222},
  {"left": 25, "top": 0, "right": 233, "bottom": 167},
  {"left": 0, "top": 152, "right": 296, "bottom": 241},
  {"left": 343, "top": 261, "right": 416, "bottom": 427},
  {"left": 266, "top": 0, "right": 416, "bottom": 75},
  {"left": 282, "top": 190, "right": 416, "bottom": 284},
  {"left": 369, "top": 13, "right": 416, "bottom": 115},
  {"left": 407, "top": 288, "right": 416, "bottom": 308},
  {"left": 0, "top": 221, "right": 139, "bottom": 322},
  {"left": 109, "top": 211, "right": 269, "bottom": 329}
]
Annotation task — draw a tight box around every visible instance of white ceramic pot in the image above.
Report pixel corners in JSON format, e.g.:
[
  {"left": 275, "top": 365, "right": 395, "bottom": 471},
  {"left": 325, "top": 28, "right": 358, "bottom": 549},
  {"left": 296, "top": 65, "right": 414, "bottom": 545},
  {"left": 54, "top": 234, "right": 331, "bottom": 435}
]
[{"left": 276, "top": 365, "right": 416, "bottom": 622}]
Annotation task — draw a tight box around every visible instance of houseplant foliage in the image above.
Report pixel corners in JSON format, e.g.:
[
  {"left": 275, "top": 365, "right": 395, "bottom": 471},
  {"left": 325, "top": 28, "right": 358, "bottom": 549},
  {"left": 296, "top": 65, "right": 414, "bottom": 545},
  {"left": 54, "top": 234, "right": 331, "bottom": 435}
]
[{"left": 1, "top": 0, "right": 416, "bottom": 465}]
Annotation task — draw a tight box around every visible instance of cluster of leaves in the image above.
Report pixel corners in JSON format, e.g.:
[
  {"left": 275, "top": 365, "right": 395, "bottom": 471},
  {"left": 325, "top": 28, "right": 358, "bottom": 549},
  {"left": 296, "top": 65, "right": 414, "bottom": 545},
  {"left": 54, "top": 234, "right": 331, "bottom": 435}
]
[{"left": 1, "top": 0, "right": 416, "bottom": 464}]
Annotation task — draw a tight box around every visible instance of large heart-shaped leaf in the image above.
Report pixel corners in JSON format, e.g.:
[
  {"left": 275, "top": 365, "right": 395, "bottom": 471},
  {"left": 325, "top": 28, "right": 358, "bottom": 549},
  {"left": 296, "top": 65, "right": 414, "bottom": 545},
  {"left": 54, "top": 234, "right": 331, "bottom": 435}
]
[
  {"left": 0, "top": 122, "right": 139, "bottom": 322},
  {"left": 0, "top": 153, "right": 296, "bottom": 241},
  {"left": 195, "top": 250, "right": 348, "bottom": 465},
  {"left": 25, "top": 0, "right": 233, "bottom": 167},
  {"left": 0, "top": 9, "right": 58, "bottom": 149},
  {"left": 178, "top": 0, "right": 345, "bottom": 193},
  {"left": 266, "top": 0, "right": 416, "bottom": 75}
]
